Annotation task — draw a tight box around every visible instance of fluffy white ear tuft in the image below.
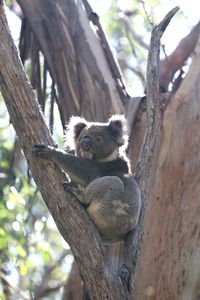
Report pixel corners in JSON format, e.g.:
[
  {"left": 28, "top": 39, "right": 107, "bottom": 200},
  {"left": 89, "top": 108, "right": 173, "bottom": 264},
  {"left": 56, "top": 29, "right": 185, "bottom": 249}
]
[
  {"left": 108, "top": 114, "right": 129, "bottom": 147},
  {"left": 64, "top": 116, "right": 87, "bottom": 150}
]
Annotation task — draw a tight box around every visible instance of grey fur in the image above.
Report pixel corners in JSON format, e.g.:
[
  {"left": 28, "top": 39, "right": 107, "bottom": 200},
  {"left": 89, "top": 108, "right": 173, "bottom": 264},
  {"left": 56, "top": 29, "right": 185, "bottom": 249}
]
[{"left": 33, "top": 115, "right": 141, "bottom": 243}]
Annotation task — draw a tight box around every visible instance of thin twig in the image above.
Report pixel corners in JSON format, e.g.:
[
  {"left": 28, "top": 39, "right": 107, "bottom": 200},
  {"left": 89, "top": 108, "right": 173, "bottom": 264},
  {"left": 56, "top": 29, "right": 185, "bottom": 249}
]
[
  {"left": 0, "top": 272, "right": 29, "bottom": 300},
  {"left": 139, "top": 0, "right": 154, "bottom": 27},
  {"left": 49, "top": 81, "right": 55, "bottom": 134},
  {"left": 33, "top": 283, "right": 64, "bottom": 300}
]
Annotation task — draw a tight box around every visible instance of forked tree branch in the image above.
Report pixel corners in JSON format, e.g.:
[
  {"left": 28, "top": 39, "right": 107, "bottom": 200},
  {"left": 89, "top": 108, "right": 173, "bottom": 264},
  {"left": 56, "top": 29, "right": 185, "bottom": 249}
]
[
  {"left": 0, "top": 271, "right": 29, "bottom": 300},
  {"left": 123, "top": 6, "right": 179, "bottom": 294},
  {"left": 160, "top": 20, "right": 200, "bottom": 91},
  {"left": 0, "top": 3, "right": 127, "bottom": 300},
  {"left": 0, "top": 1, "right": 178, "bottom": 299}
]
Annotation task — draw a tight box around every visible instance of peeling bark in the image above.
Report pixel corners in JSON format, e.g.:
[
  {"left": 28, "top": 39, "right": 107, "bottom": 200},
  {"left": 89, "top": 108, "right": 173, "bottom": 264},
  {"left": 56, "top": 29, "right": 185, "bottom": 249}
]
[
  {"left": 17, "top": 0, "right": 125, "bottom": 123},
  {"left": 0, "top": 4, "right": 128, "bottom": 300}
]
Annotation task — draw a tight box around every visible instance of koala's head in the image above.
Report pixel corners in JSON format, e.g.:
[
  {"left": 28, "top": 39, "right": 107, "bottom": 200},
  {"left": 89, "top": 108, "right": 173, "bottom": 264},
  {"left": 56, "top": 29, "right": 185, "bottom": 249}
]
[{"left": 65, "top": 115, "right": 128, "bottom": 162}]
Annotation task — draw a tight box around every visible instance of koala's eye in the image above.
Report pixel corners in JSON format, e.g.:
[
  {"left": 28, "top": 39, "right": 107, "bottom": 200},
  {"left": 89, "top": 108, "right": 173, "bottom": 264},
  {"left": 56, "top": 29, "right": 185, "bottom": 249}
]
[{"left": 96, "top": 136, "right": 103, "bottom": 143}]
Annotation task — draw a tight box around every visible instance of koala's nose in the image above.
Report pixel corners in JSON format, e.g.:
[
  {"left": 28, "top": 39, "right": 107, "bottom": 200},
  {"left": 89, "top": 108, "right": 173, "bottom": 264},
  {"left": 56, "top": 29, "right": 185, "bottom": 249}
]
[{"left": 80, "top": 136, "right": 92, "bottom": 151}]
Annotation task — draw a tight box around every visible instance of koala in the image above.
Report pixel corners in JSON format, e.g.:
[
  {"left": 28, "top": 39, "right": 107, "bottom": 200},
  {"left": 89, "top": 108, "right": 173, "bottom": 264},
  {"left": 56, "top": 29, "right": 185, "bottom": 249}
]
[{"left": 33, "top": 115, "right": 141, "bottom": 243}]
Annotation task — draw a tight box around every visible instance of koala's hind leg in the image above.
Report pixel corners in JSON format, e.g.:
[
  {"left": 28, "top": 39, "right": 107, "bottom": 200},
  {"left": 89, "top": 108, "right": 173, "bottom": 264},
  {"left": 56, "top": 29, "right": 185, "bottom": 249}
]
[
  {"left": 85, "top": 176, "right": 136, "bottom": 242},
  {"left": 85, "top": 176, "right": 124, "bottom": 205},
  {"left": 64, "top": 176, "right": 124, "bottom": 207}
]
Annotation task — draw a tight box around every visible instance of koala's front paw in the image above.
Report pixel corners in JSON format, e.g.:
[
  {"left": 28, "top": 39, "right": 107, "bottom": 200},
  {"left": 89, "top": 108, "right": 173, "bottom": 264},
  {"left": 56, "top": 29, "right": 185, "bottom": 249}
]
[
  {"left": 63, "top": 181, "right": 84, "bottom": 202},
  {"left": 63, "top": 181, "right": 75, "bottom": 192},
  {"left": 32, "top": 144, "right": 54, "bottom": 158}
]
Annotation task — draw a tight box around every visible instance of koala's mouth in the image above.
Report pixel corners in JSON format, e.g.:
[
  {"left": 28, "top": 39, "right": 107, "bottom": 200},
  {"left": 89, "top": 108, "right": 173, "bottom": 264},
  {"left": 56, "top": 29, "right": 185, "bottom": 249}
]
[
  {"left": 80, "top": 150, "right": 94, "bottom": 160},
  {"left": 79, "top": 135, "right": 94, "bottom": 159}
]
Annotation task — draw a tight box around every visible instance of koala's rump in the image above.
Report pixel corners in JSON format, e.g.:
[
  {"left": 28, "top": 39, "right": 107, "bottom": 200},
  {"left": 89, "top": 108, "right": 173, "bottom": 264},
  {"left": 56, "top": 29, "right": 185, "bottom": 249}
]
[{"left": 86, "top": 176, "right": 140, "bottom": 243}]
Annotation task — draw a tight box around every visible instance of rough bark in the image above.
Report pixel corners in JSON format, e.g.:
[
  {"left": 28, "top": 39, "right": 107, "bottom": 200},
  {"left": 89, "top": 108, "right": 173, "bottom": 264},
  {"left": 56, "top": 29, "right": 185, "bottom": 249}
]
[
  {"left": 17, "top": 0, "right": 125, "bottom": 123},
  {"left": 2, "top": 1, "right": 200, "bottom": 299},
  {"left": 135, "top": 33, "right": 200, "bottom": 300},
  {"left": 0, "top": 2, "right": 179, "bottom": 299},
  {"left": 0, "top": 4, "right": 128, "bottom": 300}
]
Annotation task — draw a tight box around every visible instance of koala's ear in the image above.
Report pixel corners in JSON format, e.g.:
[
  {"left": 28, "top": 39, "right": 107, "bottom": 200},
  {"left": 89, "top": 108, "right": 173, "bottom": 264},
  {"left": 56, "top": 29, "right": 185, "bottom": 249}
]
[
  {"left": 69, "top": 116, "right": 87, "bottom": 140},
  {"left": 108, "top": 114, "right": 128, "bottom": 146},
  {"left": 65, "top": 116, "right": 87, "bottom": 150}
]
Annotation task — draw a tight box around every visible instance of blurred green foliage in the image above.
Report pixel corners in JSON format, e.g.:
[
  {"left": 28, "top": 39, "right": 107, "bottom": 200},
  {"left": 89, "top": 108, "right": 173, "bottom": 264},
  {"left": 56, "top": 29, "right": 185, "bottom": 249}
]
[
  {"left": 102, "top": 0, "right": 160, "bottom": 93},
  {"left": 5, "top": 0, "right": 13, "bottom": 6},
  {"left": 0, "top": 95, "right": 70, "bottom": 299}
]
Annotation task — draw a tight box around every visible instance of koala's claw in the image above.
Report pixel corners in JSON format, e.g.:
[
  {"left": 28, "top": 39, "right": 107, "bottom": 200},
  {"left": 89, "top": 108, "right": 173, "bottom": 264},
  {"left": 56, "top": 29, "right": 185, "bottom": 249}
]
[
  {"left": 32, "top": 144, "right": 53, "bottom": 156},
  {"left": 63, "top": 181, "right": 75, "bottom": 192}
]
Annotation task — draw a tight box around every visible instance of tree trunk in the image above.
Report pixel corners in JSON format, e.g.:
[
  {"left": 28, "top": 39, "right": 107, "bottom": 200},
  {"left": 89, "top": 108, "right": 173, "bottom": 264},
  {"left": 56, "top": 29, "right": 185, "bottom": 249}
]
[
  {"left": 17, "top": 0, "right": 125, "bottom": 123},
  {"left": 2, "top": 1, "right": 200, "bottom": 299},
  {"left": 135, "top": 37, "right": 200, "bottom": 300},
  {"left": 0, "top": 4, "right": 128, "bottom": 300},
  {"left": 1, "top": 1, "right": 176, "bottom": 298}
]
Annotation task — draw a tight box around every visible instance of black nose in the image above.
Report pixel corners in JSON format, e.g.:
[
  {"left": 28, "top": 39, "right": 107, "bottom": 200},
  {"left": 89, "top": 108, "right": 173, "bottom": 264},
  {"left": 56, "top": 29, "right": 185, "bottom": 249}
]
[{"left": 80, "top": 136, "right": 92, "bottom": 151}]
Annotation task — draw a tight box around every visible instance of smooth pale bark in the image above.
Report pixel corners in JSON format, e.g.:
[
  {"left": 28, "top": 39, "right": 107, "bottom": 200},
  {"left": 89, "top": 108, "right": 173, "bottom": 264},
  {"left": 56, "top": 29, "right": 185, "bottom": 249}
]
[{"left": 135, "top": 38, "right": 200, "bottom": 300}]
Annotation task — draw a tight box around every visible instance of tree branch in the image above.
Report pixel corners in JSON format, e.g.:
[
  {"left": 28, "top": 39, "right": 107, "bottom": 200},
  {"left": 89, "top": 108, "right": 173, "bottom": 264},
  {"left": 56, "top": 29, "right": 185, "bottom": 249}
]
[
  {"left": 82, "top": 0, "right": 130, "bottom": 102},
  {"left": 0, "top": 3, "right": 127, "bottom": 300},
  {"left": 119, "top": 15, "right": 149, "bottom": 50},
  {"left": 17, "top": 0, "right": 124, "bottom": 122},
  {"left": 160, "top": 20, "right": 200, "bottom": 91},
  {"left": 122, "top": 6, "right": 179, "bottom": 294},
  {"left": 0, "top": 271, "right": 29, "bottom": 300},
  {"left": 33, "top": 251, "right": 70, "bottom": 299}
]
